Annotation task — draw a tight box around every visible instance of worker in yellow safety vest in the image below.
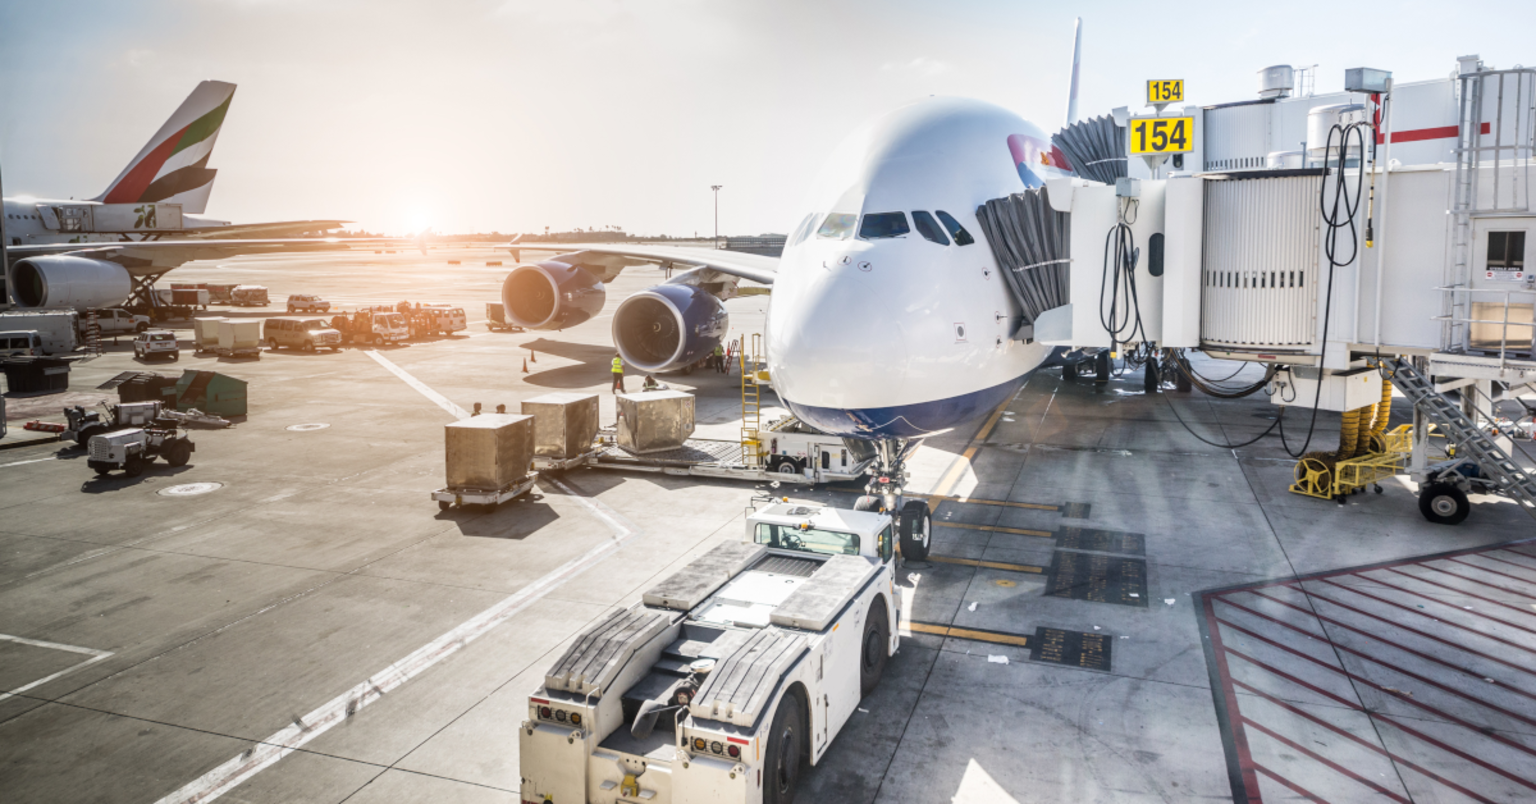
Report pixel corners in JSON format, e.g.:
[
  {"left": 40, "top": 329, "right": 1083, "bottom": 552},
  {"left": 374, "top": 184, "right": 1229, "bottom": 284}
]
[
  {"left": 712, "top": 344, "right": 725, "bottom": 374},
  {"left": 611, "top": 354, "right": 624, "bottom": 393}
]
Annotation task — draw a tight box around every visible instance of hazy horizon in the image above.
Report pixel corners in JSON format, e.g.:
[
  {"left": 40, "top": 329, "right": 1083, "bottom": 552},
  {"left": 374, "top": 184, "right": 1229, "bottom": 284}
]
[{"left": 4, "top": 0, "right": 1534, "bottom": 236}]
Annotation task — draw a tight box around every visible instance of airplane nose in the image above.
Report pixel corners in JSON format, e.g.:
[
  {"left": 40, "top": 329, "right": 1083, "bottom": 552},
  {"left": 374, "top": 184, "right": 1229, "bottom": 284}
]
[{"left": 766, "top": 263, "right": 908, "bottom": 412}]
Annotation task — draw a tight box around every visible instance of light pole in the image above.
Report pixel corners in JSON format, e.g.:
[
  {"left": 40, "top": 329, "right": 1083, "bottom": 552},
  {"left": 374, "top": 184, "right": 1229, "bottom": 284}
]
[{"left": 711, "top": 185, "right": 722, "bottom": 248}]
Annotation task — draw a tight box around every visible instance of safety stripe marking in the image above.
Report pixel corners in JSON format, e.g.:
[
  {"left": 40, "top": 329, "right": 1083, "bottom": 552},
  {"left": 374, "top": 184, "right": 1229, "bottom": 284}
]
[
  {"left": 907, "top": 621, "right": 1033, "bottom": 648},
  {"left": 0, "top": 633, "right": 113, "bottom": 702},
  {"left": 934, "top": 521, "right": 1054, "bottom": 538},
  {"left": 926, "top": 555, "right": 1044, "bottom": 574},
  {"left": 364, "top": 349, "right": 470, "bottom": 420},
  {"left": 915, "top": 493, "right": 1059, "bottom": 512},
  {"left": 0, "top": 456, "right": 62, "bottom": 468},
  {"left": 931, "top": 397, "right": 1013, "bottom": 498}
]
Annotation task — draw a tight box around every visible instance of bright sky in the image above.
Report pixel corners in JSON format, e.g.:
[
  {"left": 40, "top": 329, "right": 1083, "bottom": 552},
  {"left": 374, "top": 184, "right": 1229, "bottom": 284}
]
[{"left": 3, "top": 1, "right": 1533, "bottom": 236}]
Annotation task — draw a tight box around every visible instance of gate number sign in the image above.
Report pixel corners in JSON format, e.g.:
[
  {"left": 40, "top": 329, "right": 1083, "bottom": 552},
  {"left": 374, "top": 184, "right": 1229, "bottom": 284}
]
[
  {"left": 1129, "top": 117, "right": 1194, "bottom": 155},
  {"left": 1146, "top": 79, "right": 1184, "bottom": 104}
]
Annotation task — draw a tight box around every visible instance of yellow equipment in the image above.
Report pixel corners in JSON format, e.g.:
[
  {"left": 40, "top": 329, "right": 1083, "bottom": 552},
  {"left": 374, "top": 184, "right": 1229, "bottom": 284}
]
[
  {"left": 1290, "top": 377, "right": 1412, "bottom": 501},
  {"left": 739, "top": 333, "right": 764, "bottom": 465}
]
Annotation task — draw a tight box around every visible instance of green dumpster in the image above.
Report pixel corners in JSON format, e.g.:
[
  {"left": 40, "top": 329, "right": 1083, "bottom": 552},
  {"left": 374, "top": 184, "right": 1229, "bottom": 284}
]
[{"left": 174, "top": 370, "right": 248, "bottom": 417}]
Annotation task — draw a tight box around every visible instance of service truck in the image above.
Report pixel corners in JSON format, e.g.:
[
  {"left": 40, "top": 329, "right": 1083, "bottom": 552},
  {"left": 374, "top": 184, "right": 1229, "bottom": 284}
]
[
  {"left": 519, "top": 498, "right": 932, "bottom": 804},
  {"left": 329, "top": 310, "right": 409, "bottom": 346},
  {"left": 84, "top": 307, "right": 151, "bottom": 336},
  {"left": 0, "top": 310, "right": 79, "bottom": 354}
]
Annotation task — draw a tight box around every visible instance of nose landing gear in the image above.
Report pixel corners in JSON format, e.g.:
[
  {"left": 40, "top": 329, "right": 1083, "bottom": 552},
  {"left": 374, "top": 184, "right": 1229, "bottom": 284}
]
[{"left": 856, "top": 438, "right": 931, "bottom": 562}]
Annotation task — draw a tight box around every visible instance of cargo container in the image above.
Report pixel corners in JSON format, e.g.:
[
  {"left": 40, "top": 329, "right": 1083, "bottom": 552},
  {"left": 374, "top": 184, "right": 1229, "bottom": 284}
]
[
  {"left": 192, "top": 318, "right": 227, "bottom": 354},
  {"left": 522, "top": 392, "right": 600, "bottom": 458},
  {"left": 616, "top": 390, "right": 695, "bottom": 453},
  {"left": 216, "top": 319, "right": 262, "bottom": 359},
  {"left": 434, "top": 414, "right": 538, "bottom": 510},
  {"left": 230, "top": 286, "right": 269, "bottom": 307}
]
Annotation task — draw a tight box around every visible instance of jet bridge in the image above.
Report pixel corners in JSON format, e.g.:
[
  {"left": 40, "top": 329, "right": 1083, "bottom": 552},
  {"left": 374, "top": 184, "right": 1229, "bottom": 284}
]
[{"left": 1008, "top": 55, "right": 1536, "bottom": 523}]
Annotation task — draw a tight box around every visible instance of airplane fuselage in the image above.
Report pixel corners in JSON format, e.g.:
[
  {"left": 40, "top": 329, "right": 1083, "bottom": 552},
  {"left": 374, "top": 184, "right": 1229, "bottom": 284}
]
[
  {"left": 2, "top": 197, "right": 230, "bottom": 247},
  {"left": 766, "top": 97, "right": 1065, "bottom": 440}
]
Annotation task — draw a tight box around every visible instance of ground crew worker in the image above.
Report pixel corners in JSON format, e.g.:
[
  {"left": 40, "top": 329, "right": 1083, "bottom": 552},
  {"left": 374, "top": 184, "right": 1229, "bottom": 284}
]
[{"left": 611, "top": 353, "right": 625, "bottom": 393}]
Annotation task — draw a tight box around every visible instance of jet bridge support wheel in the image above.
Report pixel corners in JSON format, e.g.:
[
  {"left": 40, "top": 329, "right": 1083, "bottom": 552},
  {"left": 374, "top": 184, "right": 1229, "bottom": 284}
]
[
  {"left": 764, "top": 689, "right": 807, "bottom": 804},
  {"left": 898, "top": 499, "right": 931, "bottom": 561},
  {"left": 1418, "top": 482, "right": 1470, "bottom": 525}
]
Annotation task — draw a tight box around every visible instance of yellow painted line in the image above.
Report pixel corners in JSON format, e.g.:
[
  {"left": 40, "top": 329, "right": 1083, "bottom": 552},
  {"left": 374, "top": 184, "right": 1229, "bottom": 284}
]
[
  {"left": 916, "top": 493, "right": 1060, "bottom": 512},
  {"left": 931, "top": 397, "right": 1014, "bottom": 498},
  {"left": 927, "top": 555, "right": 1045, "bottom": 574},
  {"left": 908, "top": 621, "right": 1033, "bottom": 647},
  {"left": 935, "top": 521, "right": 1054, "bottom": 539}
]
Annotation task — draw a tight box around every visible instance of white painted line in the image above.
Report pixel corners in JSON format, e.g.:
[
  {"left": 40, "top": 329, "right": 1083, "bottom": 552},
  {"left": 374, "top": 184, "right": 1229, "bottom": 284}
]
[
  {"left": 0, "top": 456, "right": 62, "bottom": 469},
  {"left": 363, "top": 350, "right": 470, "bottom": 420},
  {"left": 153, "top": 480, "right": 641, "bottom": 804},
  {"left": 0, "top": 633, "right": 113, "bottom": 702}
]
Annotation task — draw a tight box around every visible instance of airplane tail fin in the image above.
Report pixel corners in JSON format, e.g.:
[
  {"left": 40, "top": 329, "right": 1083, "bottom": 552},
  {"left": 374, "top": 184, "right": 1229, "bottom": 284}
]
[
  {"left": 94, "top": 80, "right": 235, "bottom": 214},
  {"left": 1063, "top": 18, "right": 1082, "bottom": 127}
]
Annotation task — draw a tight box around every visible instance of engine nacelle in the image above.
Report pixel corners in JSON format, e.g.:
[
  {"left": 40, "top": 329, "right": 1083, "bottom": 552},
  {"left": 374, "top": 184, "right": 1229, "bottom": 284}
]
[
  {"left": 500, "top": 262, "right": 606, "bottom": 330},
  {"left": 613, "top": 284, "right": 729, "bottom": 372},
  {"left": 8, "top": 255, "right": 134, "bottom": 309}
]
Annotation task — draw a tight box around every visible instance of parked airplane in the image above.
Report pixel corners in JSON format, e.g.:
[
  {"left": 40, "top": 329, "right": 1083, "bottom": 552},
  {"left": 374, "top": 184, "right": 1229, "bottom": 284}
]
[
  {"left": 498, "top": 23, "right": 1089, "bottom": 544},
  {"left": 1, "top": 80, "right": 347, "bottom": 247},
  {"left": 2, "top": 81, "right": 356, "bottom": 309}
]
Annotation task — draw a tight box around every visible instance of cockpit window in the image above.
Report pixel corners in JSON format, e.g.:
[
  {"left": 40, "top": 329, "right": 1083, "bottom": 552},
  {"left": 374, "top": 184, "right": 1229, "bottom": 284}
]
[
  {"left": 790, "top": 213, "right": 818, "bottom": 246},
  {"left": 816, "top": 213, "right": 858, "bottom": 240},
  {"left": 934, "top": 210, "right": 975, "bottom": 246},
  {"left": 911, "top": 211, "right": 950, "bottom": 245},
  {"left": 858, "top": 212, "right": 910, "bottom": 240}
]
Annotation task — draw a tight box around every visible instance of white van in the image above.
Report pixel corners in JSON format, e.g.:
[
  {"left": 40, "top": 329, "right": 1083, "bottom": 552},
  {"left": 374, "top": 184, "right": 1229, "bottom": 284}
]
[{"left": 0, "top": 331, "right": 44, "bottom": 357}]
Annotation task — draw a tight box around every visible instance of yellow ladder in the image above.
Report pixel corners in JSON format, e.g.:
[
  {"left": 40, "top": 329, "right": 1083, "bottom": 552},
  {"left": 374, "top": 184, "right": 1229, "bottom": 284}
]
[{"left": 739, "top": 333, "right": 763, "bottom": 465}]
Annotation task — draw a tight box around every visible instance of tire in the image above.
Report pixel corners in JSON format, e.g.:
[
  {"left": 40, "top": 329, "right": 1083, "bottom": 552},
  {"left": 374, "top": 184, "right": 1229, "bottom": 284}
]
[
  {"left": 772, "top": 457, "right": 801, "bottom": 476},
  {"left": 77, "top": 424, "right": 107, "bottom": 446},
  {"left": 438, "top": 500, "right": 451, "bottom": 512},
  {"left": 860, "top": 599, "right": 890, "bottom": 697},
  {"left": 136, "top": 323, "right": 149, "bottom": 333},
  {"left": 287, "top": 305, "right": 295, "bottom": 312},
  {"left": 165, "top": 440, "right": 192, "bottom": 468},
  {"left": 1419, "top": 482, "right": 1470, "bottom": 525},
  {"left": 269, "top": 338, "right": 280, "bottom": 350},
  {"left": 763, "top": 690, "right": 806, "bottom": 804},
  {"left": 123, "top": 455, "right": 146, "bottom": 478},
  {"left": 171, "top": 353, "right": 179, "bottom": 362},
  {"left": 853, "top": 495, "right": 882, "bottom": 513},
  {"left": 681, "top": 363, "right": 694, "bottom": 376},
  {"left": 373, "top": 335, "right": 383, "bottom": 346},
  {"left": 899, "top": 499, "right": 931, "bottom": 561},
  {"left": 90, "top": 462, "right": 111, "bottom": 476},
  {"left": 302, "top": 341, "right": 315, "bottom": 352}
]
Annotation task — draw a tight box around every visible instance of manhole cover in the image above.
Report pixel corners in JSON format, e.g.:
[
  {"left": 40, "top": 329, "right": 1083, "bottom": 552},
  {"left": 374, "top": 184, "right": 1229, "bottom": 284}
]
[
  {"left": 287, "top": 423, "right": 330, "bottom": 432},
  {"left": 159, "top": 482, "right": 223, "bottom": 497}
]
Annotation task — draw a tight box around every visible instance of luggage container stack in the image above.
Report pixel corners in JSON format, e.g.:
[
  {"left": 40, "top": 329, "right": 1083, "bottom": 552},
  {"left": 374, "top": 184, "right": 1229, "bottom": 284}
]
[{"left": 432, "top": 413, "right": 538, "bottom": 510}]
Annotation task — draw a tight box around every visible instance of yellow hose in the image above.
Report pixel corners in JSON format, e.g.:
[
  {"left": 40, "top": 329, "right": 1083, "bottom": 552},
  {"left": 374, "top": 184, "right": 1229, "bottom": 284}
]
[
  {"left": 1371, "top": 379, "right": 1393, "bottom": 436},
  {"left": 1337, "top": 408, "right": 1363, "bottom": 460}
]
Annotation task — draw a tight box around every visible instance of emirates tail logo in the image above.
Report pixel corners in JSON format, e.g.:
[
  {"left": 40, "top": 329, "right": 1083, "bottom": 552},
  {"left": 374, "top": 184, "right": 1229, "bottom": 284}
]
[{"left": 134, "top": 204, "right": 158, "bottom": 229}]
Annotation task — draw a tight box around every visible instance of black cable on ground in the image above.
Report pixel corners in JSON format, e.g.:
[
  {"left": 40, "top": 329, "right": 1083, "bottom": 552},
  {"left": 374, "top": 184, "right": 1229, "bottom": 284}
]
[
  {"left": 1164, "top": 393, "right": 1285, "bottom": 449},
  {"left": 1278, "top": 119, "right": 1368, "bottom": 459}
]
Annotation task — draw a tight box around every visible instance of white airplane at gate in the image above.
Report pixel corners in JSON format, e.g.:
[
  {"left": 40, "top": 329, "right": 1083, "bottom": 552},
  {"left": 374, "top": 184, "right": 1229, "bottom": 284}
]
[{"left": 499, "top": 22, "right": 1084, "bottom": 500}]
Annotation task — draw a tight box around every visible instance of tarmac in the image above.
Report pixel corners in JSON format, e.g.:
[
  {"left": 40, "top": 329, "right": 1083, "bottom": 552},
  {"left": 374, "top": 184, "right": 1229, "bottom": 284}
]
[{"left": 1, "top": 245, "right": 1533, "bottom": 803}]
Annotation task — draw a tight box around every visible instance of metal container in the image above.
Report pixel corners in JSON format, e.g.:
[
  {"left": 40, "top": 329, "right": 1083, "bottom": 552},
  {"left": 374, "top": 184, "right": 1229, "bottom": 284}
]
[
  {"left": 615, "top": 390, "right": 695, "bottom": 454},
  {"left": 1257, "top": 65, "right": 1294, "bottom": 99},
  {"left": 445, "top": 413, "right": 534, "bottom": 490},
  {"left": 218, "top": 319, "right": 262, "bottom": 350},
  {"left": 194, "top": 318, "right": 227, "bottom": 350},
  {"left": 521, "top": 392, "right": 599, "bottom": 458}
]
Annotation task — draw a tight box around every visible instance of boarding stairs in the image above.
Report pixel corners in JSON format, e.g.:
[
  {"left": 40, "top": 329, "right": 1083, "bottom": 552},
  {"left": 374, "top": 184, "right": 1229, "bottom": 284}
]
[
  {"left": 81, "top": 309, "right": 103, "bottom": 360},
  {"left": 1392, "top": 358, "right": 1536, "bottom": 519}
]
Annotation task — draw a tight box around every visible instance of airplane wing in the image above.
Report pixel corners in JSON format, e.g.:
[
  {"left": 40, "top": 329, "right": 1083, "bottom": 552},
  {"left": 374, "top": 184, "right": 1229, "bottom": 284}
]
[
  {"left": 506, "top": 243, "right": 777, "bottom": 285},
  {"left": 5, "top": 238, "right": 351, "bottom": 276},
  {"left": 182, "top": 220, "right": 352, "bottom": 239}
]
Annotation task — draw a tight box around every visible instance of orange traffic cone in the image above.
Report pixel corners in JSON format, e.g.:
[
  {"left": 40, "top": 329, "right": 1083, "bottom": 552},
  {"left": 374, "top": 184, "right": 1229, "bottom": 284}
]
[
  {"left": 530, "top": 349, "right": 537, "bottom": 363},
  {"left": 522, "top": 358, "right": 529, "bottom": 373}
]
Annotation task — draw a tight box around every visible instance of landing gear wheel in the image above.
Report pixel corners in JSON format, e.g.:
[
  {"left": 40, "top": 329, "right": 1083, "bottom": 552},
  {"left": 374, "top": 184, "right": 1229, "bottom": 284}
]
[
  {"left": 853, "top": 495, "right": 882, "bottom": 513},
  {"left": 898, "top": 499, "right": 931, "bottom": 561},
  {"left": 1419, "top": 482, "right": 1470, "bottom": 525},
  {"left": 859, "top": 599, "right": 889, "bottom": 697},
  {"left": 123, "top": 455, "right": 147, "bottom": 478},
  {"left": 165, "top": 440, "right": 192, "bottom": 468},
  {"left": 1095, "top": 350, "right": 1111, "bottom": 382},
  {"left": 763, "top": 690, "right": 806, "bottom": 804}
]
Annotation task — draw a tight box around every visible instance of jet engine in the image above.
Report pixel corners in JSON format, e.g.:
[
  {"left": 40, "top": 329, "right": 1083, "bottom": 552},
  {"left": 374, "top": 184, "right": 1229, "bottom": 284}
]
[
  {"left": 613, "top": 284, "right": 728, "bottom": 372},
  {"left": 8, "top": 255, "right": 134, "bottom": 309},
  {"left": 500, "top": 262, "right": 606, "bottom": 330}
]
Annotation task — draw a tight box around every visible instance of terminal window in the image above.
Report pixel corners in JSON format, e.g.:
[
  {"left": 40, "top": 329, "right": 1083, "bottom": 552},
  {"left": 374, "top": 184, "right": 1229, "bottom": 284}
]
[{"left": 1487, "top": 230, "right": 1526, "bottom": 270}]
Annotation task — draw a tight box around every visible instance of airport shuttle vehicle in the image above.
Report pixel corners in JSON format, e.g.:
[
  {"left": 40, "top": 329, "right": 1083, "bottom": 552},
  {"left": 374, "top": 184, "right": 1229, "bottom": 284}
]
[{"left": 520, "top": 501, "right": 904, "bottom": 804}]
